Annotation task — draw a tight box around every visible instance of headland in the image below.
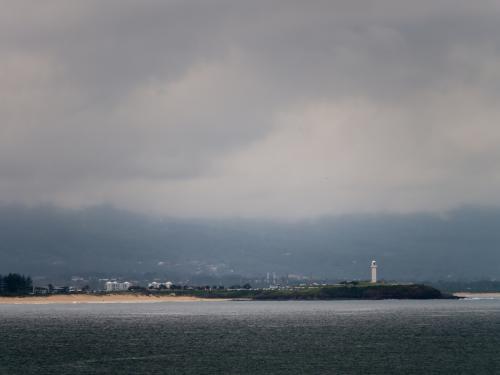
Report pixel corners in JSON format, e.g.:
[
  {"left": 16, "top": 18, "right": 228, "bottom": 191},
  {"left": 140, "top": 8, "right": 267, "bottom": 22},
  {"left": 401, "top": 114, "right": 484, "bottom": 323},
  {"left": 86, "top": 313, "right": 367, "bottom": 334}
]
[{"left": 176, "top": 283, "right": 454, "bottom": 300}]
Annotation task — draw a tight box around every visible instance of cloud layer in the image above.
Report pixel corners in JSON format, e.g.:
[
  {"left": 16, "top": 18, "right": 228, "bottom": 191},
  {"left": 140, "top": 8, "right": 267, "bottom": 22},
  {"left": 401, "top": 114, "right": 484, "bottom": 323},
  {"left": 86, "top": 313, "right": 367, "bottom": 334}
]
[{"left": 2, "top": 1, "right": 500, "bottom": 217}]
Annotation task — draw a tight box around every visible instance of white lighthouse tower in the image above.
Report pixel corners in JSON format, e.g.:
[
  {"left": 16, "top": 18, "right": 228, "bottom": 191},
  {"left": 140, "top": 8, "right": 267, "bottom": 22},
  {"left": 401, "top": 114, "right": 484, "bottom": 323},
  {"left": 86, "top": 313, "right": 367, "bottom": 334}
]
[{"left": 370, "top": 260, "right": 378, "bottom": 283}]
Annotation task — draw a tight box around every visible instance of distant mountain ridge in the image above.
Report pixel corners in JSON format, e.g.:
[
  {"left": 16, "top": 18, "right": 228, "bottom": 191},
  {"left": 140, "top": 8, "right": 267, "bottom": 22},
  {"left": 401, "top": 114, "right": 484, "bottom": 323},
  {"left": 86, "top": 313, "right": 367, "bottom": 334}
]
[{"left": 1, "top": 204, "right": 500, "bottom": 281}]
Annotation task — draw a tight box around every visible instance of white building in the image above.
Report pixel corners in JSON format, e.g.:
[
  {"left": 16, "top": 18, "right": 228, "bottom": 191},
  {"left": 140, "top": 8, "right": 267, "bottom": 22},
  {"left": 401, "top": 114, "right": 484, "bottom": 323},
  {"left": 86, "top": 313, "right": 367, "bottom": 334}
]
[
  {"left": 370, "top": 260, "right": 378, "bottom": 283},
  {"left": 105, "top": 281, "right": 132, "bottom": 292}
]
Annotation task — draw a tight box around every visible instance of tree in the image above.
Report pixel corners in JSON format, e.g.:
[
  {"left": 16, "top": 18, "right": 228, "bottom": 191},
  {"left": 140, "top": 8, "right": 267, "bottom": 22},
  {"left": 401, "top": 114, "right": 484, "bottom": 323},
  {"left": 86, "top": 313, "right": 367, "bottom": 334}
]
[{"left": 3, "top": 273, "right": 32, "bottom": 295}]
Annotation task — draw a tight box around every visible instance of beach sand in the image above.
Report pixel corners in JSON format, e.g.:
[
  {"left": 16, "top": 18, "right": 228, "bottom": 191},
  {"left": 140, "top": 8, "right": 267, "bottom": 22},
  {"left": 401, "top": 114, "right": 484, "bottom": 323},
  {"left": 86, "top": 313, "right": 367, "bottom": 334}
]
[{"left": 0, "top": 294, "right": 227, "bottom": 304}]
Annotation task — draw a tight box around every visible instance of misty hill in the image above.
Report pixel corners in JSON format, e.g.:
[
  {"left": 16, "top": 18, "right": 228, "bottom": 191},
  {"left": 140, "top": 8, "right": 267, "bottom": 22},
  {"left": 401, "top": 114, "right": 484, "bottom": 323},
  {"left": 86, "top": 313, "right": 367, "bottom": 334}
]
[{"left": 1, "top": 205, "right": 500, "bottom": 282}]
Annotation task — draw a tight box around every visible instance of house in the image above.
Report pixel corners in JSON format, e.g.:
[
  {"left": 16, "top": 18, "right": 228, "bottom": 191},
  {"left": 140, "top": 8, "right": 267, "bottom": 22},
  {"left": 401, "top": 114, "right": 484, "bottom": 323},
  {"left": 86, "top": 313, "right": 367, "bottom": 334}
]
[
  {"left": 33, "top": 286, "right": 49, "bottom": 295},
  {"left": 105, "top": 281, "right": 132, "bottom": 292}
]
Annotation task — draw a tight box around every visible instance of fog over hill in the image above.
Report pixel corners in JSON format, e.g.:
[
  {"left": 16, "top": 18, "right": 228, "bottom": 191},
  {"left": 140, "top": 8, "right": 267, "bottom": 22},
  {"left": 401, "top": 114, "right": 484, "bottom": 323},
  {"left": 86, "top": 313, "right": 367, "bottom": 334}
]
[{"left": 1, "top": 205, "right": 499, "bottom": 282}]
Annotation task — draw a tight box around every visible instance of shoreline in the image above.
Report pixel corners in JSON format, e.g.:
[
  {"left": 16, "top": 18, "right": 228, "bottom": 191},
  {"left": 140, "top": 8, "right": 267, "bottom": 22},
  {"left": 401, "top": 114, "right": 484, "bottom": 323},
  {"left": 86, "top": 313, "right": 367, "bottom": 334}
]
[
  {"left": 0, "top": 285, "right": 469, "bottom": 304},
  {"left": 453, "top": 292, "right": 500, "bottom": 299},
  {"left": 0, "top": 294, "right": 228, "bottom": 304}
]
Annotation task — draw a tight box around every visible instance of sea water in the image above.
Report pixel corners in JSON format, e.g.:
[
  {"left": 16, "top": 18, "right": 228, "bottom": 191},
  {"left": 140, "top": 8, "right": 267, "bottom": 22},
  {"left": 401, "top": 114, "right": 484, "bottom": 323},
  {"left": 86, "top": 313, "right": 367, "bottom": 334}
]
[{"left": 1, "top": 299, "right": 499, "bottom": 374}]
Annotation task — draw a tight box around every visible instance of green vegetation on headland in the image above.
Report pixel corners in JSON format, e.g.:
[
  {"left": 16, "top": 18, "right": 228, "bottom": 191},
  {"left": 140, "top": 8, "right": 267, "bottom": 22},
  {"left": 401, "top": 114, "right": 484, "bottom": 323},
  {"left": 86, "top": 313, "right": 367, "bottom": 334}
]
[{"left": 152, "top": 283, "right": 455, "bottom": 300}]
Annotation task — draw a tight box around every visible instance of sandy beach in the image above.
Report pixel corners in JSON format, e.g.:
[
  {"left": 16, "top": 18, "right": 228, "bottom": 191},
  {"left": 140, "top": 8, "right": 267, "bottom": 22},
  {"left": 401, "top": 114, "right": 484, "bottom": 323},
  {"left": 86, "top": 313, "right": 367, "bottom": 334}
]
[
  {"left": 0, "top": 294, "right": 227, "bottom": 304},
  {"left": 454, "top": 292, "right": 500, "bottom": 299}
]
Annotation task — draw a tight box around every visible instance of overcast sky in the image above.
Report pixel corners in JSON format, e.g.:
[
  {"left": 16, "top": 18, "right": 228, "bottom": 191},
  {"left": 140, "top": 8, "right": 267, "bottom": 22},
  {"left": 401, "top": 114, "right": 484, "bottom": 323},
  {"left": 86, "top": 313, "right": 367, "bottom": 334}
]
[{"left": 1, "top": 1, "right": 500, "bottom": 218}]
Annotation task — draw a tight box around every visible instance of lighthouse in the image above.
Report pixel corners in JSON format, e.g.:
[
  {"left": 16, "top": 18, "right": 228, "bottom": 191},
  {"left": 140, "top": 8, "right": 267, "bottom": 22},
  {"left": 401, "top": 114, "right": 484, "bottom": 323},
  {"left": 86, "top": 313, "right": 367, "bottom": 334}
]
[{"left": 370, "top": 260, "right": 378, "bottom": 283}]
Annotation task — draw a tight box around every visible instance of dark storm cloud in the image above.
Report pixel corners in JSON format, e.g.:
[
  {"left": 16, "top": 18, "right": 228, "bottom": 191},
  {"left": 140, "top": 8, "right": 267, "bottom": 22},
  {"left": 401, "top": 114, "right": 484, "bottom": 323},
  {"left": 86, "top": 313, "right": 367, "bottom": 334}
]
[{"left": 1, "top": 1, "right": 500, "bottom": 216}]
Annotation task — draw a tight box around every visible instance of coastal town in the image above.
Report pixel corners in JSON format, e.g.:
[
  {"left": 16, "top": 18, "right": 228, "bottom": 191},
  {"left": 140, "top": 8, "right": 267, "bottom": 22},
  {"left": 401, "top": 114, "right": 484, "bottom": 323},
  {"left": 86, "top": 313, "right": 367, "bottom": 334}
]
[
  {"left": 1, "top": 260, "right": 381, "bottom": 296},
  {"left": 0, "top": 261, "right": 459, "bottom": 301}
]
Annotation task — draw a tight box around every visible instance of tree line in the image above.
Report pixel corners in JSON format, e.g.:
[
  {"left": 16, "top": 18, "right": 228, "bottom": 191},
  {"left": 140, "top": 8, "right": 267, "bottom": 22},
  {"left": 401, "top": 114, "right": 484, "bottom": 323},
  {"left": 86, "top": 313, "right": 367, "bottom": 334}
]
[{"left": 0, "top": 273, "right": 32, "bottom": 295}]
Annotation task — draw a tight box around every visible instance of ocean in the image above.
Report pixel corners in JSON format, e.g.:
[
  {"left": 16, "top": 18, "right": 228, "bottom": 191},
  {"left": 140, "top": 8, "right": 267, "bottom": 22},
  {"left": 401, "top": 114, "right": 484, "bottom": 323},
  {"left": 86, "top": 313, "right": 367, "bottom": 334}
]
[{"left": 1, "top": 299, "right": 499, "bottom": 374}]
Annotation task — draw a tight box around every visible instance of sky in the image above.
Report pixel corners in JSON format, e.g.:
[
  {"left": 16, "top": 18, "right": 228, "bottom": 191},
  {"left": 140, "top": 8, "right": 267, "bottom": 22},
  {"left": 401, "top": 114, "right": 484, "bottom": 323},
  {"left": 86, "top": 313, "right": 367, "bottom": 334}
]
[{"left": 2, "top": 1, "right": 500, "bottom": 218}]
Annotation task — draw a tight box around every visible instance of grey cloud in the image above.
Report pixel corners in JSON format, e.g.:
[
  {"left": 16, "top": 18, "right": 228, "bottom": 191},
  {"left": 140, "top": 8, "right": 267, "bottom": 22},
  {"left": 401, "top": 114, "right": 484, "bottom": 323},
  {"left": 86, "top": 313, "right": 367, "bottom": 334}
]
[{"left": 1, "top": 1, "right": 500, "bottom": 216}]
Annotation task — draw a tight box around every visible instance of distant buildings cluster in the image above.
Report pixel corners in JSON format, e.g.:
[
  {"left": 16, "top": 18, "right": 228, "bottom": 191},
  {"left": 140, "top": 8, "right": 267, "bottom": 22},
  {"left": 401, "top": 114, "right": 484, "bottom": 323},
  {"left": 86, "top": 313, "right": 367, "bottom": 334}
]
[{"left": 2, "top": 261, "right": 382, "bottom": 296}]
